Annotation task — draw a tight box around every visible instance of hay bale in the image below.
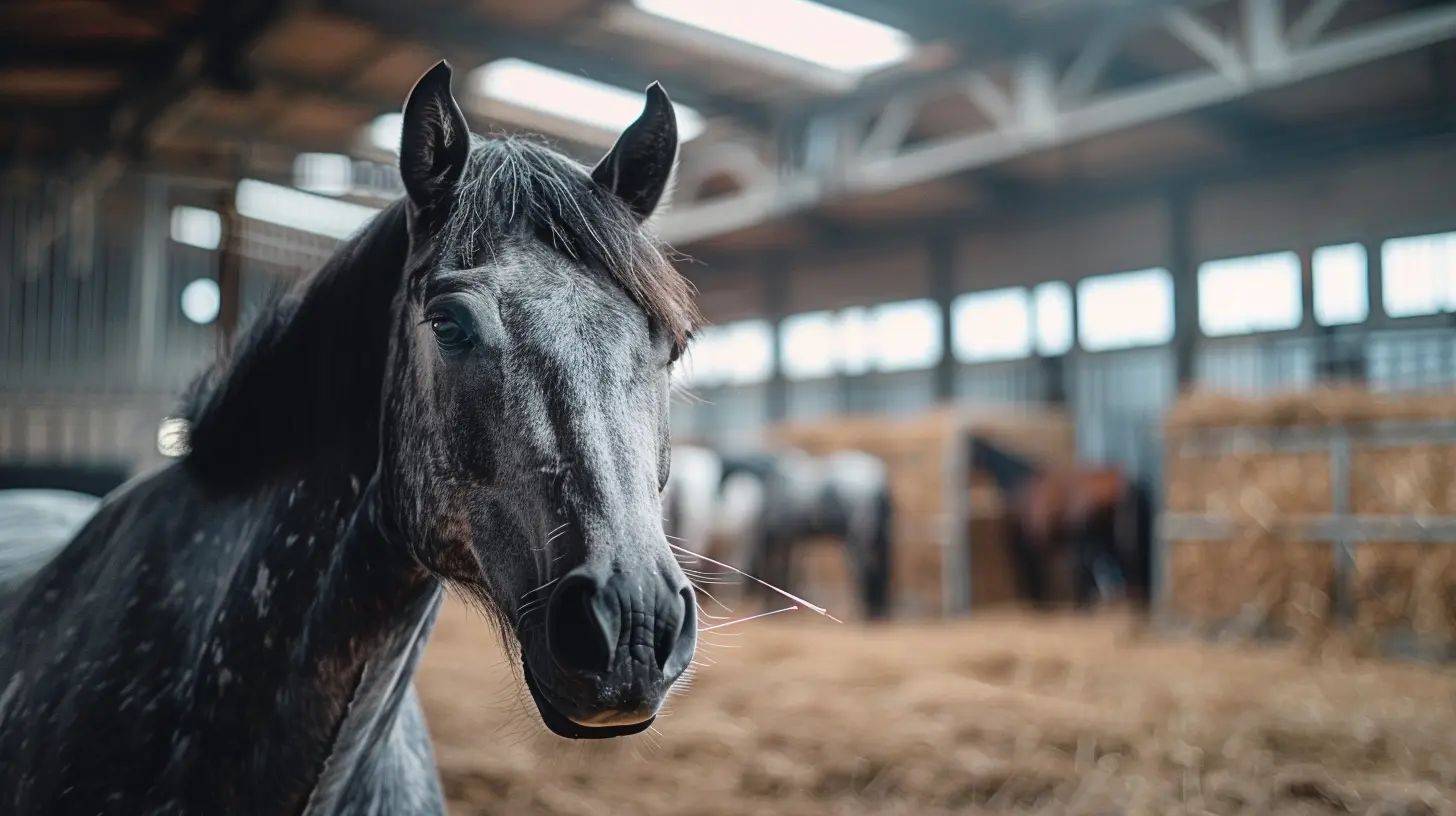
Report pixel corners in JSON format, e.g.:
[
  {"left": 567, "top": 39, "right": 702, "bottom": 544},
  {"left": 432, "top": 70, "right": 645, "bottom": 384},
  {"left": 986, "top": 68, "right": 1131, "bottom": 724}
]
[
  {"left": 1167, "top": 450, "right": 1332, "bottom": 516},
  {"left": 1352, "top": 542, "right": 1456, "bottom": 646},
  {"left": 1162, "top": 387, "right": 1456, "bottom": 651},
  {"left": 1167, "top": 536, "right": 1333, "bottom": 636},
  {"left": 1352, "top": 446, "right": 1456, "bottom": 515},
  {"left": 1166, "top": 386, "right": 1456, "bottom": 431}
]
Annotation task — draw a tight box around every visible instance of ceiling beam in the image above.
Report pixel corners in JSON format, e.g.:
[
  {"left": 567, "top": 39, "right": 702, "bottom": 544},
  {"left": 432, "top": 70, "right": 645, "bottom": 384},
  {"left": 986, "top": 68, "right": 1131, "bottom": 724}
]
[
  {"left": 659, "top": 0, "right": 1456, "bottom": 246},
  {"left": 1102, "top": 55, "right": 1284, "bottom": 148},
  {"left": 693, "top": 107, "right": 1456, "bottom": 266}
]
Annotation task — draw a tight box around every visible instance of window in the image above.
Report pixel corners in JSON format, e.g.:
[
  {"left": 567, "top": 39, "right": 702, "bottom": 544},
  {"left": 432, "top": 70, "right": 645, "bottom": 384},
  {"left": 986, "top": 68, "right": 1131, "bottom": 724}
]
[
  {"left": 368, "top": 113, "right": 403, "bottom": 155},
  {"left": 871, "top": 299, "right": 941, "bottom": 372},
  {"left": 1198, "top": 251, "right": 1303, "bottom": 337},
  {"left": 678, "top": 319, "right": 774, "bottom": 387},
  {"left": 169, "top": 206, "right": 221, "bottom": 250},
  {"left": 780, "top": 302, "right": 941, "bottom": 378},
  {"left": 631, "top": 0, "right": 914, "bottom": 75},
  {"left": 780, "top": 311, "right": 838, "bottom": 380},
  {"left": 1383, "top": 231, "right": 1456, "bottom": 318},
  {"left": 952, "top": 287, "right": 1031, "bottom": 363},
  {"left": 1313, "top": 243, "right": 1369, "bottom": 326},
  {"left": 235, "top": 180, "right": 381, "bottom": 241},
  {"left": 292, "top": 153, "right": 354, "bottom": 197},
  {"left": 472, "top": 59, "right": 705, "bottom": 142},
  {"left": 1077, "top": 268, "right": 1175, "bottom": 352},
  {"left": 180, "top": 278, "right": 221, "bottom": 325},
  {"left": 837, "top": 307, "right": 874, "bottom": 376},
  {"left": 1032, "top": 281, "right": 1074, "bottom": 356}
]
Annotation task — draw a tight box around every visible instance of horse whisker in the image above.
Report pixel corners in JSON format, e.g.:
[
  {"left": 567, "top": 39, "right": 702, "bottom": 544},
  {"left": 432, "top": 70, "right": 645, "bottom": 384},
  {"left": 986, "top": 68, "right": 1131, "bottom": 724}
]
[
  {"left": 680, "top": 568, "right": 733, "bottom": 578},
  {"left": 700, "top": 605, "right": 798, "bottom": 632},
  {"left": 689, "top": 584, "right": 733, "bottom": 614},
  {"left": 694, "top": 602, "right": 730, "bottom": 622},
  {"left": 668, "top": 542, "right": 841, "bottom": 623},
  {"left": 521, "top": 575, "right": 561, "bottom": 601}
]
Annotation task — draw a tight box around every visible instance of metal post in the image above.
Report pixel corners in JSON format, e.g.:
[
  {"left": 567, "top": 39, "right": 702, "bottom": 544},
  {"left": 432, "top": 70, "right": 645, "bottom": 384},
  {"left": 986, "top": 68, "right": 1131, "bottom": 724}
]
[
  {"left": 929, "top": 233, "right": 958, "bottom": 403},
  {"left": 131, "top": 175, "right": 168, "bottom": 387},
  {"left": 761, "top": 256, "right": 789, "bottom": 422},
  {"left": 216, "top": 182, "right": 243, "bottom": 357},
  {"left": 1329, "top": 429, "right": 1354, "bottom": 622},
  {"left": 1364, "top": 237, "right": 1384, "bottom": 323},
  {"left": 1168, "top": 188, "right": 1198, "bottom": 390},
  {"left": 942, "top": 420, "right": 972, "bottom": 616}
]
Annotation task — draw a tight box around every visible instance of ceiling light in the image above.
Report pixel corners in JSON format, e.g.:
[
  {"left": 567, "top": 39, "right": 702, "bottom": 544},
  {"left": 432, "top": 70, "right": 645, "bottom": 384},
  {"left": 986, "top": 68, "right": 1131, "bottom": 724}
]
[
  {"left": 631, "top": 0, "right": 913, "bottom": 75},
  {"left": 472, "top": 58, "right": 705, "bottom": 142}
]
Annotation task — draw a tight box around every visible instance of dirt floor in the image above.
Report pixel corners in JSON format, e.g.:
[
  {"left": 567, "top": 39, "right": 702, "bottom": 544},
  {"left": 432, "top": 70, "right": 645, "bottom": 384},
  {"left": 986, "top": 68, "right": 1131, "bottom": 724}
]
[{"left": 417, "top": 600, "right": 1456, "bottom": 816}]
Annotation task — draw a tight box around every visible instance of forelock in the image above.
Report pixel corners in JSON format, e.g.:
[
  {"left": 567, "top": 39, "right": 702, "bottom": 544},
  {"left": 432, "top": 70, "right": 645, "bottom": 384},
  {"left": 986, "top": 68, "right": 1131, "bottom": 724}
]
[{"left": 434, "top": 136, "right": 701, "bottom": 347}]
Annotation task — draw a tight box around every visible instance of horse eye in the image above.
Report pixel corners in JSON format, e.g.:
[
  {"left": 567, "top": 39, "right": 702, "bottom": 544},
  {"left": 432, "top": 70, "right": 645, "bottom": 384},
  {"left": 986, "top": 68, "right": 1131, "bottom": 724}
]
[{"left": 429, "top": 316, "right": 472, "bottom": 350}]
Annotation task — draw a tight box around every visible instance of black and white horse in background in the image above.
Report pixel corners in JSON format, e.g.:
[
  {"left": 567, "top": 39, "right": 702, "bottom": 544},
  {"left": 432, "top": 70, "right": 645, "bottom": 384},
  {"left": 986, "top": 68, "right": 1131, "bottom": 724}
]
[
  {"left": 0, "top": 62, "right": 702, "bottom": 815},
  {"left": 663, "top": 443, "right": 895, "bottom": 620}
]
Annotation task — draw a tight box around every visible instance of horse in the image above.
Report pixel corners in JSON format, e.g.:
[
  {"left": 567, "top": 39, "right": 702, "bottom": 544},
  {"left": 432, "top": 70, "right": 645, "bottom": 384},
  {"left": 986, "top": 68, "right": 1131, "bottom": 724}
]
[
  {"left": 967, "top": 435, "right": 1152, "bottom": 612},
  {"left": 663, "top": 444, "right": 894, "bottom": 621},
  {"left": 0, "top": 489, "right": 101, "bottom": 597},
  {"left": 0, "top": 61, "right": 702, "bottom": 815}
]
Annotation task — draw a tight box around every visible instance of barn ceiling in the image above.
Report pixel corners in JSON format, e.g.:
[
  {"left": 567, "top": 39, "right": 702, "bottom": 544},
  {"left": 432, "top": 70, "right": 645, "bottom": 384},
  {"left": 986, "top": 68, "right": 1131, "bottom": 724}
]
[{"left": 1, "top": 0, "right": 1453, "bottom": 252}]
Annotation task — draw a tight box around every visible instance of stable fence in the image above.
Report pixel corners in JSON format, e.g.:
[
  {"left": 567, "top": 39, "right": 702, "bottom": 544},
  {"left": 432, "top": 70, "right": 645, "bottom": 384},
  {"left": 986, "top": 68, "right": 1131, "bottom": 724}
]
[{"left": 1159, "top": 390, "right": 1456, "bottom": 662}]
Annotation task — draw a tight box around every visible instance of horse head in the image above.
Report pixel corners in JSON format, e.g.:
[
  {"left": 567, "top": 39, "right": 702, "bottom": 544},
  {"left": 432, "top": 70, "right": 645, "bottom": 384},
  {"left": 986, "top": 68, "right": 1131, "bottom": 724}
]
[{"left": 378, "top": 62, "right": 700, "bottom": 739}]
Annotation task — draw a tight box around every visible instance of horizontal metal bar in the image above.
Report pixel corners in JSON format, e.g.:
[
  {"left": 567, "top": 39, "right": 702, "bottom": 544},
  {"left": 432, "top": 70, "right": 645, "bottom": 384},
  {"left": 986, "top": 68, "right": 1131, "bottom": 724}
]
[
  {"left": 1167, "top": 419, "right": 1456, "bottom": 457},
  {"left": 1161, "top": 512, "right": 1456, "bottom": 543}
]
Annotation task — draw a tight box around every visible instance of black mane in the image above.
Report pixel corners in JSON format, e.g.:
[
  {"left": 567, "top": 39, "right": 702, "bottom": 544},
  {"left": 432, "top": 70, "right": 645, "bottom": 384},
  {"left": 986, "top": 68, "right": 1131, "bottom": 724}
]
[
  {"left": 180, "top": 199, "right": 411, "bottom": 492},
  {"left": 179, "top": 136, "right": 701, "bottom": 494}
]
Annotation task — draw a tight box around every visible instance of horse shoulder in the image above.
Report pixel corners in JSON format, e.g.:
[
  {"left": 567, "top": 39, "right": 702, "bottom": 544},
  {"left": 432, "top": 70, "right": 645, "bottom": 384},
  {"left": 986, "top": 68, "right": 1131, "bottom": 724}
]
[{"left": 329, "top": 683, "right": 445, "bottom": 816}]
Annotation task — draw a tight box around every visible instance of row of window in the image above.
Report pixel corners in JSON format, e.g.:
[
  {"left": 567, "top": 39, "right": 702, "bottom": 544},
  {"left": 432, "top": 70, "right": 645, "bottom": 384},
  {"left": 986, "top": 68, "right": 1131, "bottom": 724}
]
[
  {"left": 170, "top": 201, "right": 1452, "bottom": 384},
  {"left": 678, "top": 232, "right": 1456, "bottom": 387}
]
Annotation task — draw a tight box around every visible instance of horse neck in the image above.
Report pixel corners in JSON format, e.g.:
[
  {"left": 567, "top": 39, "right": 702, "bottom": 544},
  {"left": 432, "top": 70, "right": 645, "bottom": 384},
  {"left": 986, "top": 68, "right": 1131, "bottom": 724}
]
[
  {"left": 974, "top": 441, "right": 1040, "bottom": 493},
  {"left": 184, "top": 470, "right": 440, "bottom": 809}
]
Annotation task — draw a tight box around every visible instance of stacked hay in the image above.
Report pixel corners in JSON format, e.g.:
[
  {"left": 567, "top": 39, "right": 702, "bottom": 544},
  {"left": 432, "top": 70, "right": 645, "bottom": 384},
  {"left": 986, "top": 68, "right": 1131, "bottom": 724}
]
[
  {"left": 773, "top": 403, "right": 1076, "bottom": 618},
  {"left": 1164, "top": 386, "right": 1456, "bottom": 656}
]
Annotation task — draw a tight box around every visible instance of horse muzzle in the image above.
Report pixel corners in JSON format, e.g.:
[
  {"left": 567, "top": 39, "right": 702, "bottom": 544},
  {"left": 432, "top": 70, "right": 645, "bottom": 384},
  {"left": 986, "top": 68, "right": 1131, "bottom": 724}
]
[{"left": 520, "top": 564, "right": 697, "bottom": 739}]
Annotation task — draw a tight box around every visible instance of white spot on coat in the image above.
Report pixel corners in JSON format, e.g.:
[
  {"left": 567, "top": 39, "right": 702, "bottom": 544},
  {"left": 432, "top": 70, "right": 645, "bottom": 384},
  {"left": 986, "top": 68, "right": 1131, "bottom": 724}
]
[{"left": 252, "top": 564, "right": 272, "bottom": 615}]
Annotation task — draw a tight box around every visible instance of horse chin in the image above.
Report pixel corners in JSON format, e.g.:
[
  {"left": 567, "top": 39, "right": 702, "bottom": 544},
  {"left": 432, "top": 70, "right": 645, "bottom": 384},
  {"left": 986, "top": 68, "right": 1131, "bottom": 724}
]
[{"left": 521, "top": 661, "right": 656, "bottom": 740}]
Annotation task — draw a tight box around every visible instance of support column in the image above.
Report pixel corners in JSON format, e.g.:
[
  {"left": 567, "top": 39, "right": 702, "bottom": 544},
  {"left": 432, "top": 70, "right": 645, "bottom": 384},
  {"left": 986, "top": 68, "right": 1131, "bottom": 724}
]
[
  {"left": 1168, "top": 187, "right": 1198, "bottom": 390},
  {"left": 761, "top": 256, "right": 789, "bottom": 423},
  {"left": 130, "top": 174, "right": 168, "bottom": 388},
  {"left": 1040, "top": 354, "right": 1067, "bottom": 404},
  {"left": 1299, "top": 243, "right": 1317, "bottom": 331},
  {"left": 215, "top": 181, "right": 243, "bottom": 358},
  {"left": 929, "top": 233, "right": 958, "bottom": 403},
  {"left": 1364, "top": 236, "right": 1384, "bottom": 324}
]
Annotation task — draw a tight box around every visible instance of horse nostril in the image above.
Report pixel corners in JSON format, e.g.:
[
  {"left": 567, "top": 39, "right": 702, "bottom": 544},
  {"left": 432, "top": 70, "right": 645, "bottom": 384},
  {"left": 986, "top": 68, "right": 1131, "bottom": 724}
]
[
  {"left": 545, "top": 573, "right": 617, "bottom": 674},
  {"left": 658, "top": 586, "right": 697, "bottom": 675}
]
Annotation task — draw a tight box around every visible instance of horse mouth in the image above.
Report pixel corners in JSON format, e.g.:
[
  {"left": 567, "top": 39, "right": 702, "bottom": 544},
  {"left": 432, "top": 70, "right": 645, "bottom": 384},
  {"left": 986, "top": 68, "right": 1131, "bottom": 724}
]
[{"left": 521, "top": 661, "right": 656, "bottom": 740}]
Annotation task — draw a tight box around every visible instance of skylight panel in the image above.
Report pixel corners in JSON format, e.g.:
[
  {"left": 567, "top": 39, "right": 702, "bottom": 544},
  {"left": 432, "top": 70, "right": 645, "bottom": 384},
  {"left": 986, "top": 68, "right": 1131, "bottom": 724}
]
[
  {"left": 235, "top": 180, "right": 381, "bottom": 241},
  {"left": 631, "top": 0, "right": 913, "bottom": 74},
  {"left": 472, "top": 59, "right": 705, "bottom": 142}
]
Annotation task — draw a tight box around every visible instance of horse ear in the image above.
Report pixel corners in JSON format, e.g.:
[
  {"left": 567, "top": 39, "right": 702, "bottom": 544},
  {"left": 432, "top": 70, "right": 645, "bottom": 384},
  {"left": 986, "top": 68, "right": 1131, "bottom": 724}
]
[
  {"left": 399, "top": 60, "right": 470, "bottom": 209},
  {"left": 592, "top": 82, "right": 679, "bottom": 222}
]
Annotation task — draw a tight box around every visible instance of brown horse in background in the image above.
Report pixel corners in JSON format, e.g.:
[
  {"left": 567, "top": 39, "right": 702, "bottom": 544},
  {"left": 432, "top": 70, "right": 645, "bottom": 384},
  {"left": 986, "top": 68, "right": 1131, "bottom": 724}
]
[{"left": 968, "top": 435, "right": 1153, "bottom": 611}]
